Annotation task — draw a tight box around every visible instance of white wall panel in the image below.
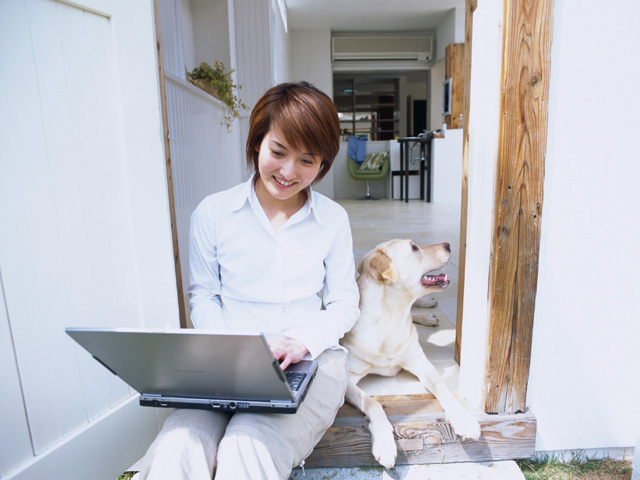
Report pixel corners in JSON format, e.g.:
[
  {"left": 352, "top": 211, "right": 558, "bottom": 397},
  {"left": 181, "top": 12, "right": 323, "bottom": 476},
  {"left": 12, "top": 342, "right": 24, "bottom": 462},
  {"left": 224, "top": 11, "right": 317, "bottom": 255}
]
[
  {"left": 5, "top": 398, "right": 167, "bottom": 480},
  {"left": 431, "top": 129, "right": 462, "bottom": 204},
  {"left": 527, "top": 0, "right": 640, "bottom": 452},
  {"left": 270, "top": 0, "right": 289, "bottom": 84},
  {"left": 0, "top": 274, "right": 33, "bottom": 476},
  {"left": 158, "top": 0, "right": 185, "bottom": 76},
  {"left": 192, "top": 0, "right": 231, "bottom": 71},
  {"left": 0, "top": 0, "right": 142, "bottom": 454},
  {"left": 234, "top": 0, "right": 273, "bottom": 107},
  {"left": 0, "top": 0, "right": 179, "bottom": 475},
  {"left": 457, "top": 0, "right": 502, "bottom": 408},
  {"left": 165, "top": 74, "right": 244, "bottom": 309}
]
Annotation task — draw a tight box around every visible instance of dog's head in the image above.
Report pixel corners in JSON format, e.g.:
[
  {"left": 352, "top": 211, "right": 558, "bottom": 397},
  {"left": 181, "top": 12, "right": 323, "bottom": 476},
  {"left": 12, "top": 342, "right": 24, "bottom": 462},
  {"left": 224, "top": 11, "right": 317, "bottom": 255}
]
[{"left": 358, "top": 239, "right": 451, "bottom": 297}]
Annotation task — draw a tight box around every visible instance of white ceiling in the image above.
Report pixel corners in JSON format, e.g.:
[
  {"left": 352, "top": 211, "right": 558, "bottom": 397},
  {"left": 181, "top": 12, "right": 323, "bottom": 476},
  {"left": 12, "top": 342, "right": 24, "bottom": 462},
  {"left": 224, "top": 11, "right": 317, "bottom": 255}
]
[{"left": 285, "top": 0, "right": 465, "bottom": 32}]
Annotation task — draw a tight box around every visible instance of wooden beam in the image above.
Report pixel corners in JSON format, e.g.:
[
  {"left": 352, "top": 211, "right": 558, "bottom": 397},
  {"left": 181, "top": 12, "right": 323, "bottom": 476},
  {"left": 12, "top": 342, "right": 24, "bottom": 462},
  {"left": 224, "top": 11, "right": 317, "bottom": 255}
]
[
  {"left": 153, "top": 0, "right": 187, "bottom": 328},
  {"left": 455, "top": 0, "right": 477, "bottom": 364},
  {"left": 483, "top": 0, "right": 554, "bottom": 414},
  {"left": 445, "top": 43, "right": 465, "bottom": 130},
  {"left": 305, "top": 394, "right": 536, "bottom": 468}
]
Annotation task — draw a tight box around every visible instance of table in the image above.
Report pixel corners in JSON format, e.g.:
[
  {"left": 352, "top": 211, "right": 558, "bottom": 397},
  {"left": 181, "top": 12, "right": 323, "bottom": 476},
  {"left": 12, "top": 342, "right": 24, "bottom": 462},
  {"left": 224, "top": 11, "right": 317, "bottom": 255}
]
[{"left": 396, "top": 135, "right": 433, "bottom": 203}]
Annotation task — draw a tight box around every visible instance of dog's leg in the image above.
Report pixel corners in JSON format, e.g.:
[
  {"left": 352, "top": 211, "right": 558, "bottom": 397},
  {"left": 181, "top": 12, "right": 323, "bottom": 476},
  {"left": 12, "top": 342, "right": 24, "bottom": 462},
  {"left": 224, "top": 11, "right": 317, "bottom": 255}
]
[
  {"left": 345, "top": 378, "right": 397, "bottom": 469},
  {"left": 411, "top": 312, "right": 439, "bottom": 327},
  {"left": 403, "top": 353, "right": 481, "bottom": 441},
  {"left": 413, "top": 295, "right": 438, "bottom": 308}
]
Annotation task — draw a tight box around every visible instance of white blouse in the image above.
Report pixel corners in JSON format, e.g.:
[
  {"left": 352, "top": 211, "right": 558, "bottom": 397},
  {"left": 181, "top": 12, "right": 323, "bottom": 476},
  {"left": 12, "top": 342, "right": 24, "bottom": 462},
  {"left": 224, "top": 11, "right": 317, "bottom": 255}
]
[{"left": 188, "top": 176, "right": 360, "bottom": 358}]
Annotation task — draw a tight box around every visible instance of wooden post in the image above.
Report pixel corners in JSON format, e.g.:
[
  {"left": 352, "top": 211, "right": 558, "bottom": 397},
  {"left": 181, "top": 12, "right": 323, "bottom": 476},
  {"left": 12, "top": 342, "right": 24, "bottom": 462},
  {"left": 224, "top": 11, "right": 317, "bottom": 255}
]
[
  {"left": 445, "top": 43, "right": 465, "bottom": 130},
  {"left": 455, "top": 0, "right": 477, "bottom": 364},
  {"left": 483, "top": 0, "right": 554, "bottom": 414},
  {"left": 153, "top": 0, "right": 187, "bottom": 328}
]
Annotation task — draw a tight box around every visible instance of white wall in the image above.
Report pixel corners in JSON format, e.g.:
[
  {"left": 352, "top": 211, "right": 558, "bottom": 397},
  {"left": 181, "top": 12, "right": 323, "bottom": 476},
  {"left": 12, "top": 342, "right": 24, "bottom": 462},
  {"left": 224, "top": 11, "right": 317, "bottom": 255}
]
[
  {"left": 193, "top": 0, "right": 232, "bottom": 71},
  {"left": 431, "top": 7, "right": 465, "bottom": 133},
  {"left": 289, "top": 30, "right": 333, "bottom": 93},
  {"left": 234, "top": 0, "right": 273, "bottom": 107},
  {"left": 458, "top": 0, "right": 503, "bottom": 410},
  {"left": 180, "top": 0, "right": 232, "bottom": 75},
  {"left": 429, "top": 60, "right": 445, "bottom": 130},
  {"left": 0, "top": 0, "right": 179, "bottom": 477},
  {"left": 180, "top": 0, "right": 196, "bottom": 70},
  {"left": 431, "top": 129, "right": 463, "bottom": 204},
  {"left": 459, "top": 0, "right": 640, "bottom": 456},
  {"left": 289, "top": 29, "right": 335, "bottom": 197},
  {"left": 270, "top": 0, "right": 290, "bottom": 84},
  {"left": 435, "top": 6, "right": 465, "bottom": 62},
  {"left": 526, "top": 0, "right": 640, "bottom": 453},
  {"left": 233, "top": 0, "right": 277, "bottom": 170},
  {"left": 165, "top": 76, "right": 245, "bottom": 314}
]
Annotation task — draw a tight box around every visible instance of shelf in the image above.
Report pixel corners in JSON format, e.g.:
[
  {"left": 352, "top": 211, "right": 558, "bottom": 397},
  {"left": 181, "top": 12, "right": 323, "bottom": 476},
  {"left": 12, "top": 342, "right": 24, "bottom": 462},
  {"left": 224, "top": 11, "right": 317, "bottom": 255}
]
[
  {"left": 340, "top": 119, "right": 399, "bottom": 124},
  {"left": 334, "top": 90, "right": 397, "bottom": 97},
  {"left": 333, "top": 76, "right": 400, "bottom": 141},
  {"left": 337, "top": 104, "right": 397, "bottom": 112}
]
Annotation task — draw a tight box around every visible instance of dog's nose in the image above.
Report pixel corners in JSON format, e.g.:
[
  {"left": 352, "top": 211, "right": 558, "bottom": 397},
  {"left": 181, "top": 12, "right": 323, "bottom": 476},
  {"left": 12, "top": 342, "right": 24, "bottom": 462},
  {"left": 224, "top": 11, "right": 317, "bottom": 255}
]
[{"left": 443, "top": 242, "right": 451, "bottom": 252}]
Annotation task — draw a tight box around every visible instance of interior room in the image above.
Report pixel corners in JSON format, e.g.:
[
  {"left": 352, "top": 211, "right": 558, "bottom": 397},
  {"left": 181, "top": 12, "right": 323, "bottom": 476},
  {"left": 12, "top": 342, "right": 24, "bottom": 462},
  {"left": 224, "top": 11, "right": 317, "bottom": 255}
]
[
  {"left": 283, "top": 1, "right": 468, "bottom": 406},
  {"left": 172, "top": 0, "right": 468, "bottom": 404}
]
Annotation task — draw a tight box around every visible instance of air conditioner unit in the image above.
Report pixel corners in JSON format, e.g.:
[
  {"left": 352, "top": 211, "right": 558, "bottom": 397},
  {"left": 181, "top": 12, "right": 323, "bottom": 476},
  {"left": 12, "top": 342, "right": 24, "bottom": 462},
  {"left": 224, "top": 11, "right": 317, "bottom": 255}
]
[{"left": 332, "top": 36, "right": 433, "bottom": 62}]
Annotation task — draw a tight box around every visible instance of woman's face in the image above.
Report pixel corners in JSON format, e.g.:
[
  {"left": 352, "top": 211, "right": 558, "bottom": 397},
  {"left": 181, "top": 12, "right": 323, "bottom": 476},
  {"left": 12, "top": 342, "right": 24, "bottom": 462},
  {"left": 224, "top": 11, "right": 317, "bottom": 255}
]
[{"left": 256, "top": 130, "right": 322, "bottom": 204}]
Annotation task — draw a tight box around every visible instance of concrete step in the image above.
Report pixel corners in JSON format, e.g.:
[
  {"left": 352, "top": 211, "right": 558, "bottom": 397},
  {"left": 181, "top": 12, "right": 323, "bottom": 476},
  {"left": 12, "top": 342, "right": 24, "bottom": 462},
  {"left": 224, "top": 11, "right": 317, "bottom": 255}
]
[{"left": 290, "top": 460, "right": 525, "bottom": 479}]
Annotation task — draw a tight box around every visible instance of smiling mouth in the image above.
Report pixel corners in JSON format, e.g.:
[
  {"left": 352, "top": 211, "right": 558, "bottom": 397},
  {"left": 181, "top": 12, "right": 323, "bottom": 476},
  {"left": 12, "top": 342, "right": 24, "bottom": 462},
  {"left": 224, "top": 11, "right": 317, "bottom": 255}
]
[
  {"left": 273, "top": 176, "right": 296, "bottom": 187},
  {"left": 421, "top": 273, "right": 450, "bottom": 288}
]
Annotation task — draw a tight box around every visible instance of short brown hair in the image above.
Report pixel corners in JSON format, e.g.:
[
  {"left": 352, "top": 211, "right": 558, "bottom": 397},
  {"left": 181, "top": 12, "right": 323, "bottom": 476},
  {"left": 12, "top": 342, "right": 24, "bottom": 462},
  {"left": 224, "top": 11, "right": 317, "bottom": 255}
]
[{"left": 246, "top": 82, "right": 340, "bottom": 183}]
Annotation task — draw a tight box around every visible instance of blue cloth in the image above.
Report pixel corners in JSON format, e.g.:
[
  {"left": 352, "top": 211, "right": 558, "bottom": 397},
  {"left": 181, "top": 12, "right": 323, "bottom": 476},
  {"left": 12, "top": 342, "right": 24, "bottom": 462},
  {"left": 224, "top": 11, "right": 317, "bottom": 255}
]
[{"left": 347, "top": 135, "right": 367, "bottom": 165}]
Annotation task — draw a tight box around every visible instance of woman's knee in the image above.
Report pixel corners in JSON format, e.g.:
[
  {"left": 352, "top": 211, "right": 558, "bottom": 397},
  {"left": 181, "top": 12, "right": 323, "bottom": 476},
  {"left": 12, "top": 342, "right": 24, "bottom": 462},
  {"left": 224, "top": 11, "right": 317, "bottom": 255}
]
[
  {"left": 160, "top": 409, "right": 229, "bottom": 441},
  {"left": 216, "top": 434, "right": 282, "bottom": 480},
  {"left": 143, "top": 410, "right": 229, "bottom": 471}
]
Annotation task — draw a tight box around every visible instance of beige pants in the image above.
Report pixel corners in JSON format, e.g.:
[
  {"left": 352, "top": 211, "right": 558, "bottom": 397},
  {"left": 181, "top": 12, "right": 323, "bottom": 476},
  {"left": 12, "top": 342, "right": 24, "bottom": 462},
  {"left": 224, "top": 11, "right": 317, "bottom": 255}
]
[{"left": 136, "top": 349, "right": 347, "bottom": 480}]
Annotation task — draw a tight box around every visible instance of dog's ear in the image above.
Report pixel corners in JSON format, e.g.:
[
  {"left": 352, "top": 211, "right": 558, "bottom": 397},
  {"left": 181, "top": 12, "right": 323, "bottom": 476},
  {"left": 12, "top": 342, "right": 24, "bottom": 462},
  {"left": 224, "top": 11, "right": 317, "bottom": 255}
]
[{"left": 367, "top": 251, "right": 399, "bottom": 283}]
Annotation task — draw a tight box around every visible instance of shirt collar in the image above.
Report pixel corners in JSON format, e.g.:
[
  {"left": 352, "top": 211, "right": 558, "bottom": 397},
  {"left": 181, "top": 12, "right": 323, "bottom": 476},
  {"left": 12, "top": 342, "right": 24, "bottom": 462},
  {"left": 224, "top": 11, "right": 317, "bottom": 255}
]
[
  {"left": 306, "top": 187, "right": 326, "bottom": 226},
  {"left": 228, "top": 176, "right": 254, "bottom": 212},
  {"left": 229, "top": 175, "right": 326, "bottom": 226}
]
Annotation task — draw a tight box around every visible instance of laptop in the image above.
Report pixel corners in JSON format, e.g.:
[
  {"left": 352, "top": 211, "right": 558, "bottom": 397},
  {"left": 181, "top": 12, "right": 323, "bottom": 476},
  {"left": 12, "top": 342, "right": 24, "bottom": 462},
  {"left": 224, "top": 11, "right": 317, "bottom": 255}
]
[{"left": 65, "top": 327, "right": 318, "bottom": 414}]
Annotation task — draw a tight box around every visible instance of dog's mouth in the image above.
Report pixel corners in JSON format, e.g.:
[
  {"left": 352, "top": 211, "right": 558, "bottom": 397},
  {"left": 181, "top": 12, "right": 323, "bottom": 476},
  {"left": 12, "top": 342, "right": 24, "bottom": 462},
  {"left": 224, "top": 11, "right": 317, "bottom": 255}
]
[{"left": 421, "top": 273, "right": 450, "bottom": 288}]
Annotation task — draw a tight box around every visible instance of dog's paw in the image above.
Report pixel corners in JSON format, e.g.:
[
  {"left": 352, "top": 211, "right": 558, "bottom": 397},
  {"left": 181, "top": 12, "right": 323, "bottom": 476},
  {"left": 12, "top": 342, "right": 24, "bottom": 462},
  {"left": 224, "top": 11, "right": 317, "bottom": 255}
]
[
  {"left": 412, "top": 312, "right": 439, "bottom": 327},
  {"left": 413, "top": 295, "right": 438, "bottom": 308},
  {"left": 371, "top": 434, "right": 397, "bottom": 469},
  {"left": 450, "top": 412, "right": 481, "bottom": 441}
]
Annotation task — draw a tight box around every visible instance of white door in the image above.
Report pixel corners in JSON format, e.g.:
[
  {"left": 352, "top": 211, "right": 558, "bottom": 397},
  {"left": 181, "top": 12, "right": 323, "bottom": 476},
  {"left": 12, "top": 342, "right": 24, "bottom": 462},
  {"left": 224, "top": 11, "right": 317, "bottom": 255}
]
[{"left": 0, "top": 1, "right": 178, "bottom": 478}]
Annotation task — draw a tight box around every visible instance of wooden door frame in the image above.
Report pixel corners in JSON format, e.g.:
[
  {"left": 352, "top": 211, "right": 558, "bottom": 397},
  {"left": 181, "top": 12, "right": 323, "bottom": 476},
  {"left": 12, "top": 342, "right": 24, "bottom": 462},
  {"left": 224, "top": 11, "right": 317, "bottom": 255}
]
[
  {"left": 456, "top": 0, "right": 554, "bottom": 414},
  {"left": 154, "top": 0, "right": 555, "bottom": 414},
  {"left": 153, "top": 0, "right": 187, "bottom": 328}
]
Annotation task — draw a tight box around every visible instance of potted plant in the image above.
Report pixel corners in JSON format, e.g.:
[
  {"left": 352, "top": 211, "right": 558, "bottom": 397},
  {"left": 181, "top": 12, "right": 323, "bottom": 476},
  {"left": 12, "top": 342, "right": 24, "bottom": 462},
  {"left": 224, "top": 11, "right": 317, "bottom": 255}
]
[{"left": 187, "top": 61, "right": 249, "bottom": 132}]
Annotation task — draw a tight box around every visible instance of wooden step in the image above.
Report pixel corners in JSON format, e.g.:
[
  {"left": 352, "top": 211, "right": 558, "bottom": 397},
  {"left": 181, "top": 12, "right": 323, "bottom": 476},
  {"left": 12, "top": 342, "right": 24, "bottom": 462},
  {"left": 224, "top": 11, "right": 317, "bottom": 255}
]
[{"left": 305, "top": 394, "right": 536, "bottom": 468}]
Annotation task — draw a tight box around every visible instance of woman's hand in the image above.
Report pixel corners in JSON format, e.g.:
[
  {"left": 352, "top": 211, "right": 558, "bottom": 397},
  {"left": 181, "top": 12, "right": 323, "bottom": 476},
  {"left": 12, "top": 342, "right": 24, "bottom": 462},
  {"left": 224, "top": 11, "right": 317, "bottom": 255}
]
[{"left": 267, "top": 336, "right": 309, "bottom": 371}]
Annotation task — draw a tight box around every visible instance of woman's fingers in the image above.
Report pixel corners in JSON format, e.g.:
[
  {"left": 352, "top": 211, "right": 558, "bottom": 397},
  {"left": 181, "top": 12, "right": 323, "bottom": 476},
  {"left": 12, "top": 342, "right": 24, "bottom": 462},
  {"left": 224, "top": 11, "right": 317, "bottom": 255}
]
[{"left": 266, "top": 336, "right": 309, "bottom": 370}]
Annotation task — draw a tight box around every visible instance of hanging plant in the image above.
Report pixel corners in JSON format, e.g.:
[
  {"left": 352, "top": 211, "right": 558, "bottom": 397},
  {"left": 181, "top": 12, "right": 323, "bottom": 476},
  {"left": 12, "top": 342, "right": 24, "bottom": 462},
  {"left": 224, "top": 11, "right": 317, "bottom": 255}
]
[{"left": 187, "top": 61, "right": 249, "bottom": 132}]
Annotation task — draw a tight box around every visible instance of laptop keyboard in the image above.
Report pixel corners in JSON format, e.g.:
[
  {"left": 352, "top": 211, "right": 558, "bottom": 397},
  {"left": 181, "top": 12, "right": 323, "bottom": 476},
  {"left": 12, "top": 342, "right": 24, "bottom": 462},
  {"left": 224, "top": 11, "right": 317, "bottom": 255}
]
[{"left": 284, "top": 371, "right": 306, "bottom": 391}]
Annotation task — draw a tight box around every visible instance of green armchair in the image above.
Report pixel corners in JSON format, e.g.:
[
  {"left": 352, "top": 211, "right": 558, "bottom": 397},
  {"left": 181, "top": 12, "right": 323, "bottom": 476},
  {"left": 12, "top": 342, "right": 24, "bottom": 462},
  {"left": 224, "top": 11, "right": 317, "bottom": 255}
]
[{"left": 347, "top": 152, "right": 390, "bottom": 200}]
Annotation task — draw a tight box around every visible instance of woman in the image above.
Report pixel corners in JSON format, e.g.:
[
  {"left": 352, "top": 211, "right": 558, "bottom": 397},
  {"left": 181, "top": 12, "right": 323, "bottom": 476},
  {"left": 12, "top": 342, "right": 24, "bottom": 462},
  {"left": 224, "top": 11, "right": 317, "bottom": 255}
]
[{"left": 137, "top": 82, "right": 360, "bottom": 479}]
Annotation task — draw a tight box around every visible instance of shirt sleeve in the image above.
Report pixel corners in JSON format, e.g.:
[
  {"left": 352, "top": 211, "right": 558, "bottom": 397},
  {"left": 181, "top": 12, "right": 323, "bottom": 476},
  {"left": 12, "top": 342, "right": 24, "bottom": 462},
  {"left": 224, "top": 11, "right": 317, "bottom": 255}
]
[
  {"left": 188, "top": 200, "right": 226, "bottom": 330},
  {"left": 282, "top": 210, "right": 360, "bottom": 358}
]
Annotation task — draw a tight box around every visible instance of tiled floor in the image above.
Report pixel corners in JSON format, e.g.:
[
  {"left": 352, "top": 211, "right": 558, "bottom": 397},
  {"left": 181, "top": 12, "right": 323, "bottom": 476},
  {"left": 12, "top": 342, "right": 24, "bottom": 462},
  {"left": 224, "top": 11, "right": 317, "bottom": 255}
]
[{"left": 337, "top": 198, "right": 463, "bottom": 396}]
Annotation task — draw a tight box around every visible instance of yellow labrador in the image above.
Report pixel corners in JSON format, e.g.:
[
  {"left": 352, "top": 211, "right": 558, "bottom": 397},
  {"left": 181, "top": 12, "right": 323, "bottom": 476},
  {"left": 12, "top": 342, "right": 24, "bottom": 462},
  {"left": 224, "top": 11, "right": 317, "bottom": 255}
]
[{"left": 340, "top": 239, "right": 481, "bottom": 468}]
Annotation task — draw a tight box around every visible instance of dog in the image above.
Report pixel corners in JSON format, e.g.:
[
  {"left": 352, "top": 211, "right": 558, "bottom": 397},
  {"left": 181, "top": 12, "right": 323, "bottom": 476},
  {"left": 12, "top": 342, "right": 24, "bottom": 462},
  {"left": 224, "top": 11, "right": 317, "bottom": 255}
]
[{"left": 340, "top": 239, "right": 481, "bottom": 468}]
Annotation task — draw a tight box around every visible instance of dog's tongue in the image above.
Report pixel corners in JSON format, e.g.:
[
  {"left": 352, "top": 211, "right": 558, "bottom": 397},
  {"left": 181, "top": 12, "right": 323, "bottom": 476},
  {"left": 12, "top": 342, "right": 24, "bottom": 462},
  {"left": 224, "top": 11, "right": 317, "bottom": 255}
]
[{"left": 421, "top": 273, "right": 450, "bottom": 287}]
